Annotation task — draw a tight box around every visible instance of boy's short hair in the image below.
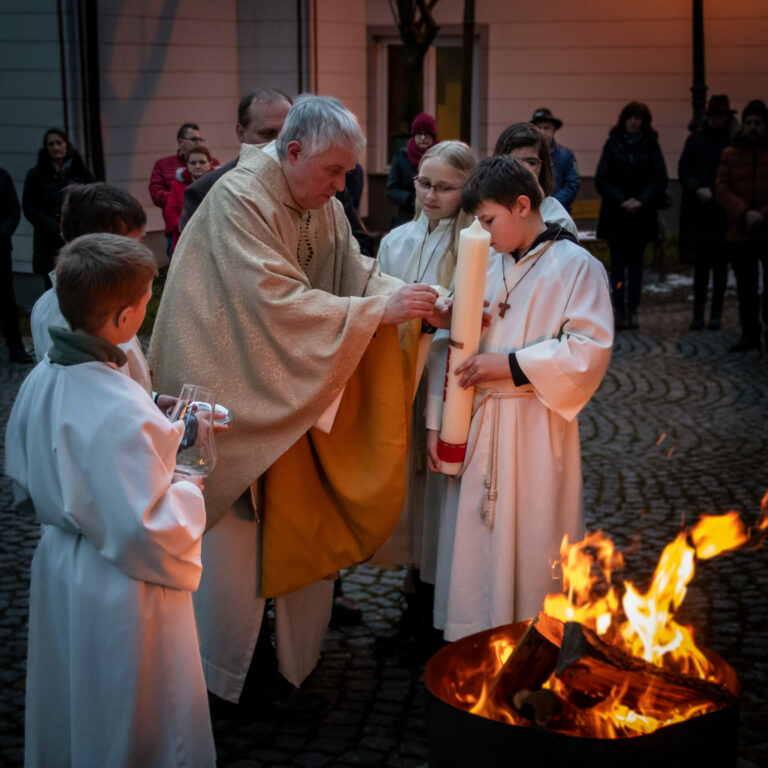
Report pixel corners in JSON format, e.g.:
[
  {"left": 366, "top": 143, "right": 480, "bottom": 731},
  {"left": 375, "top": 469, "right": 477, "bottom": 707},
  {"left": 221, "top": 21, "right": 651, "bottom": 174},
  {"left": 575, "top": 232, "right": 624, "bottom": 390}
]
[
  {"left": 61, "top": 183, "right": 146, "bottom": 242},
  {"left": 461, "top": 156, "right": 544, "bottom": 214},
  {"left": 56, "top": 233, "right": 158, "bottom": 333},
  {"left": 185, "top": 145, "right": 212, "bottom": 163}
]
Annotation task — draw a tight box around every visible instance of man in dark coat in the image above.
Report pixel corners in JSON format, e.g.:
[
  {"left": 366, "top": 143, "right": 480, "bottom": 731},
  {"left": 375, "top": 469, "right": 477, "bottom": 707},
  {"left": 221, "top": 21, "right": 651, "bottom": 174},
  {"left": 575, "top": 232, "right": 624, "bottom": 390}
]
[
  {"left": 678, "top": 95, "right": 736, "bottom": 330},
  {"left": 531, "top": 107, "right": 580, "bottom": 212},
  {"left": 715, "top": 99, "right": 768, "bottom": 351},
  {"left": 179, "top": 89, "right": 292, "bottom": 232},
  {"left": 0, "top": 167, "right": 32, "bottom": 363}
]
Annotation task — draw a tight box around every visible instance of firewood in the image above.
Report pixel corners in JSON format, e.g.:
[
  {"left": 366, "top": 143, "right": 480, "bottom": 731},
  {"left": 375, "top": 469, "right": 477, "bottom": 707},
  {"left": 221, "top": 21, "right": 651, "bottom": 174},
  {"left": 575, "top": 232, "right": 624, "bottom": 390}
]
[
  {"left": 488, "top": 613, "right": 563, "bottom": 704},
  {"left": 556, "top": 621, "right": 735, "bottom": 713}
]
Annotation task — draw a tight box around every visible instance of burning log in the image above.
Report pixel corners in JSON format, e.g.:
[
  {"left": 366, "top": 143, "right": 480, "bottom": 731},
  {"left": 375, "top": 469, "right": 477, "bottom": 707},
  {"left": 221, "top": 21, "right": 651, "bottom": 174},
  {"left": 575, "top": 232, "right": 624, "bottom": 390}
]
[
  {"left": 488, "top": 613, "right": 563, "bottom": 705},
  {"left": 556, "top": 621, "right": 735, "bottom": 713}
]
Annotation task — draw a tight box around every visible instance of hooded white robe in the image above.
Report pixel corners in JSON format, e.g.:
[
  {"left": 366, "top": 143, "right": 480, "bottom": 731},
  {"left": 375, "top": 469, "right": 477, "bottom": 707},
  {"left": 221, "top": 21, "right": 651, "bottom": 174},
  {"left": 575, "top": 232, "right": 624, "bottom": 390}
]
[
  {"left": 426, "top": 238, "right": 613, "bottom": 641},
  {"left": 31, "top": 273, "right": 153, "bottom": 394},
  {"left": 5, "top": 357, "right": 214, "bottom": 768}
]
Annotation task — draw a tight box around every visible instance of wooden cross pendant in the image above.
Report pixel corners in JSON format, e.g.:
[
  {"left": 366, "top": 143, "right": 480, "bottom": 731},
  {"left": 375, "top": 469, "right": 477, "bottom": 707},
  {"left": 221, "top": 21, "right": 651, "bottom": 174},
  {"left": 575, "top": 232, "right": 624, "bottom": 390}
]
[{"left": 498, "top": 301, "right": 510, "bottom": 318}]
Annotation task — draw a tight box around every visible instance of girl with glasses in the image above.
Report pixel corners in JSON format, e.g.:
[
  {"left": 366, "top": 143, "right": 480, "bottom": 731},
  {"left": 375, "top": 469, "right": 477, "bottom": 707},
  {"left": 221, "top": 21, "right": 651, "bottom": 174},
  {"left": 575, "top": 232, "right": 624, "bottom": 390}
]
[
  {"left": 372, "top": 140, "right": 476, "bottom": 662},
  {"left": 493, "top": 122, "right": 578, "bottom": 239}
]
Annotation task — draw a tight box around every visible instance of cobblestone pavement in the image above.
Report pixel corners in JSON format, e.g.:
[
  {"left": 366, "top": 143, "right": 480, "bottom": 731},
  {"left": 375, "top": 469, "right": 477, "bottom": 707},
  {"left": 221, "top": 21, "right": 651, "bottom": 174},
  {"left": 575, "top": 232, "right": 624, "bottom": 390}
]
[{"left": 1, "top": 285, "right": 766, "bottom": 767}]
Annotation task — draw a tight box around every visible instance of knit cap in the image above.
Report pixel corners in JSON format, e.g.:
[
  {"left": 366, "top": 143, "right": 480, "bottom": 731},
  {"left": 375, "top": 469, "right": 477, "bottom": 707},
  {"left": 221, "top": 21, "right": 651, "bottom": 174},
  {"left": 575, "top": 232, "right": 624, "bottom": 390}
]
[{"left": 411, "top": 113, "right": 437, "bottom": 138}]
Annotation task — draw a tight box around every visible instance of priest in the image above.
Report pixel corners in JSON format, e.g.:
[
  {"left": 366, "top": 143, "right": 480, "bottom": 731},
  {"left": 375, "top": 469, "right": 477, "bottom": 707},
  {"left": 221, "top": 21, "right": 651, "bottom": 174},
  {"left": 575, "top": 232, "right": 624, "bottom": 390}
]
[{"left": 149, "top": 95, "right": 443, "bottom": 719}]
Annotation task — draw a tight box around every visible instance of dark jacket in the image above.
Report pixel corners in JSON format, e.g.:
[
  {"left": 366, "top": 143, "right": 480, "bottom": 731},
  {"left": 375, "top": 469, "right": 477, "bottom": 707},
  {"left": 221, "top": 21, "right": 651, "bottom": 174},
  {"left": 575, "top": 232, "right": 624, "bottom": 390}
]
[
  {"left": 678, "top": 123, "right": 731, "bottom": 259},
  {"left": 386, "top": 149, "right": 418, "bottom": 226},
  {"left": 0, "top": 168, "right": 21, "bottom": 256},
  {"left": 22, "top": 152, "right": 93, "bottom": 275},
  {"left": 550, "top": 141, "right": 580, "bottom": 211},
  {"left": 595, "top": 129, "right": 668, "bottom": 243},
  {"left": 715, "top": 132, "right": 768, "bottom": 243}
]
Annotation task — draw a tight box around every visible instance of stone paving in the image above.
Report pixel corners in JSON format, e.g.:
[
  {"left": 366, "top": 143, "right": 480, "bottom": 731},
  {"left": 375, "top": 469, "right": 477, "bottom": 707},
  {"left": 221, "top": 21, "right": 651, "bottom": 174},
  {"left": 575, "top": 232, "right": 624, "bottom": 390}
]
[{"left": 1, "top": 283, "right": 767, "bottom": 767}]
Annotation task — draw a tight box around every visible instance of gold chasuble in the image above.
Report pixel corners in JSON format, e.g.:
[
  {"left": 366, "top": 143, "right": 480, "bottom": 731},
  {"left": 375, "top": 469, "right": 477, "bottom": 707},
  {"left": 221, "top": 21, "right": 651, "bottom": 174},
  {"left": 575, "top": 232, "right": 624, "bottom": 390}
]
[
  {"left": 149, "top": 143, "right": 421, "bottom": 597},
  {"left": 262, "top": 319, "right": 421, "bottom": 596}
]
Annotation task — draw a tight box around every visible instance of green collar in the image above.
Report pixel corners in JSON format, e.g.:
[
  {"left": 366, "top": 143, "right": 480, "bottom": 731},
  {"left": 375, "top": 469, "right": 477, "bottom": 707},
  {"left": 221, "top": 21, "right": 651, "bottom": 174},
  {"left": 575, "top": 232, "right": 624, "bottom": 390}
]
[{"left": 48, "top": 326, "right": 128, "bottom": 368}]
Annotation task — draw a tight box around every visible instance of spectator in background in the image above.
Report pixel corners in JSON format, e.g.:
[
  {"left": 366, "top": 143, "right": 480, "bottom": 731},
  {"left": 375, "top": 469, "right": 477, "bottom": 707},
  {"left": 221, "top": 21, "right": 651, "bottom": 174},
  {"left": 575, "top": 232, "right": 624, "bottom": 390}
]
[
  {"left": 678, "top": 94, "right": 736, "bottom": 331},
  {"left": 595, "top": 102, "right": 668, "bottom": 331},
  {"left": 1, "top": 167, "right": 32, "bottom": 364},
  {"left": 180, "top": 89, "right": 293, "bottom": 232},
  {"left": 715, "top": 99, "right": 768, "bottom": 352},
  {"left": 530, "top": 107, "right": 580, "bottom": 212},
  {"left": 164, "top": 146, "right": 214, "bottom": 252},
  {"left": 387, "top": 113, "right": 437, "bottom": 226},
  {"left": 493, "top": 122, "right": 578, "bottom": 238},
  {"left": 22, "top": 128, "right": 93, "bottom": 289},
  {"left": 149, "top": 122, "right": 219, "bottom": 257}
]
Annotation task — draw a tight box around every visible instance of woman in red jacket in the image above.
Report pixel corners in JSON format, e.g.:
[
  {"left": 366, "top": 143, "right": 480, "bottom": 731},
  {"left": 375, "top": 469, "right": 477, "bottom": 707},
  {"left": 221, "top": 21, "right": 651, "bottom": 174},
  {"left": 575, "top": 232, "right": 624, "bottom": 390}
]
[{"left": 164, "top": 146, "right": 214, "bottom": 254}]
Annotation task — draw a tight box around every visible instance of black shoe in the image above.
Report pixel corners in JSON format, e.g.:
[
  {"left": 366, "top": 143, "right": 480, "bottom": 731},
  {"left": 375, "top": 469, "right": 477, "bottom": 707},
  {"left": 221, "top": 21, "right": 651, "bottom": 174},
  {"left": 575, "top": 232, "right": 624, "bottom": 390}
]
[
  {"left": 9, "top": 347, "right": 33, "bottom": 364},
  {"left": 331, "top": 595, "right": 363, "bottom": 626},
  {"left": 397, "top": 626, "right": 446, "bottom": 665},
  {"left": 614, "top": 314, "right": 626, "bottom": 332},
  {"left": 627, "top": 312, "right": 639, "bottom": 330},
  {"left": 690, "top": 317, "right": 705, "bottom": 331},
  {"left": 707, "top": 317, "right": 721, "bottom": 330},
  {"left": 729, "top": 336, "right": 761, "bottom": 352},
  {"left": 239, "top": 673, "right": 331, "bottom": 722}
]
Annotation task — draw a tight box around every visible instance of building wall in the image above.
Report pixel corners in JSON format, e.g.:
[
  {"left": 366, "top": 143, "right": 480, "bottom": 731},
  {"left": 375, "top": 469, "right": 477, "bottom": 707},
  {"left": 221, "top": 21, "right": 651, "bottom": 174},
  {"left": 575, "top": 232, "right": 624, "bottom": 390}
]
[
  {"left": 1, "top": 0, "right": 74, "bottom": 273},
  {"left": 366, "top": 0, "right": 768, "bottom": 182},
  {"left": 3, "top": 0, "right": 304, "bottom": 273}
]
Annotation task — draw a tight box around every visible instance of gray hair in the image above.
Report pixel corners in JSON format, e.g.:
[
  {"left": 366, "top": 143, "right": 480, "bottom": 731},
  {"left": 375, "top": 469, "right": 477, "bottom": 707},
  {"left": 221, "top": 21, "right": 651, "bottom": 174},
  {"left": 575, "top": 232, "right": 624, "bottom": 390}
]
[{"left": 276, "top": 94, "right": 365, "bottom": 159}]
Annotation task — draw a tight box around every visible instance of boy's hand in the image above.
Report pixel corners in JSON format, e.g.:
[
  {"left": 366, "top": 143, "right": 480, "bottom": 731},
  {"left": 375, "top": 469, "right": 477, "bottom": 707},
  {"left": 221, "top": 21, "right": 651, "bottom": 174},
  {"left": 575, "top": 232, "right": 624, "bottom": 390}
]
[
  {"left": 156, "top": 394, "right": 178, "bottom": 415},
  {"left": 426, "top": 429, "right": 441, "bottom": 473},
  {"left": 455, "top": 353, "right": 511, "bottom": 389},
  {"left": 173, "top": 471, "right": 204, "bottom": 491},
  {"left": 425, "top": 299, "right": 492, "bottom": 331}
]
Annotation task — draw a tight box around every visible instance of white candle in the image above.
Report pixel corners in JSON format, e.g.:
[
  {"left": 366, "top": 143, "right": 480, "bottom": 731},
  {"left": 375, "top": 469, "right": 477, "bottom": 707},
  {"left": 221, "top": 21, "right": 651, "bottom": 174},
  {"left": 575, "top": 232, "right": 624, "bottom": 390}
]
[{"left": 437, "top": 217, "right": 490, "bottom": 475}]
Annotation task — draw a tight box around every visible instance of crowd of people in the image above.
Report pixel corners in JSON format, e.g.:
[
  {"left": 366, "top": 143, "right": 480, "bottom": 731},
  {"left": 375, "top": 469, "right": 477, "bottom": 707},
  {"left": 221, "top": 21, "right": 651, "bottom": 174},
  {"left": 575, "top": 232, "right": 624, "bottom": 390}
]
[{"left": 2, "top": 89, "right": 766, "bottom": 765}]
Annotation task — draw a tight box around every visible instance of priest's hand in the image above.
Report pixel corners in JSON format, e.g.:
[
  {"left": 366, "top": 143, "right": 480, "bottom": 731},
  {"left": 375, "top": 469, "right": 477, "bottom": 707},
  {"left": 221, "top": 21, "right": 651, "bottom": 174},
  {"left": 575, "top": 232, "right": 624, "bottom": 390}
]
[
  {"left": 380, "top": 284, "right": 439, "bottom": 326},
  {"left": 455, "top": 353, "right": 512, "bottom": 389},
  {"left": 426, "top": 429, "right": 441, "bottom": 473}
]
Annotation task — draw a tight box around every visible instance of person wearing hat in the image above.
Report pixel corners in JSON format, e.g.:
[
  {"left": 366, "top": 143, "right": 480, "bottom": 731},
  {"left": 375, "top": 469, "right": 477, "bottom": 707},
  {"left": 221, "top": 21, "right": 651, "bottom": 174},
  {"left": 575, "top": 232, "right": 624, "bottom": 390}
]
[
  {"left": 679, "top": 94, "right": 737, "bottom": 331},
  {"left": 531, "top": 108, "right": 580, "bottom": 212},
  {"left": 387, "top": 112, "right": 437, "bottom": 226},
  {"left": 715, "top": 99, "right": 768, "bottom": 351}
]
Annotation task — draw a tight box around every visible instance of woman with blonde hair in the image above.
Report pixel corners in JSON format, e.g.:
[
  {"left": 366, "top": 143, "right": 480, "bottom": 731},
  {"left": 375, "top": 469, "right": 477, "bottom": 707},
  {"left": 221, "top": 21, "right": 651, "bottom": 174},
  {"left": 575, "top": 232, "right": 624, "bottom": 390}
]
[{"left": 373, "top": 140, "right": 477, "bottom": 661}]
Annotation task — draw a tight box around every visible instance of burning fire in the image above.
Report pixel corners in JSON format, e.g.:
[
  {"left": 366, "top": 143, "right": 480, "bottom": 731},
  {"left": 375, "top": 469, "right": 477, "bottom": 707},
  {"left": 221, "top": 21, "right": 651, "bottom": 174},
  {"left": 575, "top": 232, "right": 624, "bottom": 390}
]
[{"left": 448, "top": 508, "right": 761, "bottom": 738}]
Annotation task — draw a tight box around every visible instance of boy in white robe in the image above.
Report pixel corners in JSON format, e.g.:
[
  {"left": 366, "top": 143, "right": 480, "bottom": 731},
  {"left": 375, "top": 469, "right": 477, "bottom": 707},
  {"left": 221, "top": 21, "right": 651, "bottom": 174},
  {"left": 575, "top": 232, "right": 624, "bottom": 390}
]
[
  {"left": 30, "top": 183, "right": 156, "bottom": 397},
  {"left": 6, "top": 233, "right": 215, "bottom": 768},
  {"left": 426, "top": 156, "right": 614, "bottom": 641}
]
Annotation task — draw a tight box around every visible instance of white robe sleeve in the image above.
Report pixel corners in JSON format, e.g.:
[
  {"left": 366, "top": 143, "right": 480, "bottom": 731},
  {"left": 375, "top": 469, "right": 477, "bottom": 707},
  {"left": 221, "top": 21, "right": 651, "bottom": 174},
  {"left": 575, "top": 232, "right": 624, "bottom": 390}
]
[
  {"left": 58, "top": 397, "right": 206, "bottom": 591},
  {"left": 514, "top": 256, "right": 613, "bottom": 422}
]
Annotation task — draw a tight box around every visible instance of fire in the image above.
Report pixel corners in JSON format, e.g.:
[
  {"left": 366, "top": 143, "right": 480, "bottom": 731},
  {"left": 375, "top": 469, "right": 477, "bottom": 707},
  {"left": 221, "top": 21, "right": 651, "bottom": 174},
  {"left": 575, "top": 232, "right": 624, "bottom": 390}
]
[{"left": 449, "top": 507, "right": 760, "bottom": 738}]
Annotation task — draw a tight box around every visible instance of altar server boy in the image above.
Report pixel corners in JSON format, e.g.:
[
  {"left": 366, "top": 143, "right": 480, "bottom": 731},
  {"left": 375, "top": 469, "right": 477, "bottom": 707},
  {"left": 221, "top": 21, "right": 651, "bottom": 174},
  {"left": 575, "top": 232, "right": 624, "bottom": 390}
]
[
  {"left": 6, "top": 233, "right": 215, "bottom": 767},
  {"left": 426, "top": 156, "right": 614, "bottom": 641}
]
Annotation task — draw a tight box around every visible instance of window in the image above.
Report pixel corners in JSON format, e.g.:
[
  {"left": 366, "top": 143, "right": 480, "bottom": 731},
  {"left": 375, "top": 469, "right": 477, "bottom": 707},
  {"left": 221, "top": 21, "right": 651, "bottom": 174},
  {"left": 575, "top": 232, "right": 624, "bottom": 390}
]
[{"left": 375, "top": 35, "right": 480, "bottom": 171}]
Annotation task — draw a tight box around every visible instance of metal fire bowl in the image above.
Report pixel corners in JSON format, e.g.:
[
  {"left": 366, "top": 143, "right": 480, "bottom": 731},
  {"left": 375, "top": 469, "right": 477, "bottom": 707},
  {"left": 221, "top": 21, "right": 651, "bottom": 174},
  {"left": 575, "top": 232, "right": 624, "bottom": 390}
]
[{"left": 425, "top": 622, "right": 740, "bottom": 768}]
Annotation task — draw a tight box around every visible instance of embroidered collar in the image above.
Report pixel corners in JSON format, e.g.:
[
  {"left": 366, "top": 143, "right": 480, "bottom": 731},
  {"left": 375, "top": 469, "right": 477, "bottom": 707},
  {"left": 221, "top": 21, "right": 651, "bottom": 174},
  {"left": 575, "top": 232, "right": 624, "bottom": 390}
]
[
  {"left": 48, "top": 327, "right": 127, "bottom": 368},
  {"left": 511, "top": 222, "right": 577, "bottom": 262}
]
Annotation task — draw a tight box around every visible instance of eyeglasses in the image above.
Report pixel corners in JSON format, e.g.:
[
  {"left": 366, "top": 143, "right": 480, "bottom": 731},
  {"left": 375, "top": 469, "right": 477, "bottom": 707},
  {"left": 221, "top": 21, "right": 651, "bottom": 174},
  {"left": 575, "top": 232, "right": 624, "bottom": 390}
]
[
  {"left": 413, "top": 176, "right": 462, "bottom": 195},
  {"left": 516, "top": 157, "right": 541, "bottom": 170},
  {"left": 183, "top": 135, "right": 205, "bottom": 144}
]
